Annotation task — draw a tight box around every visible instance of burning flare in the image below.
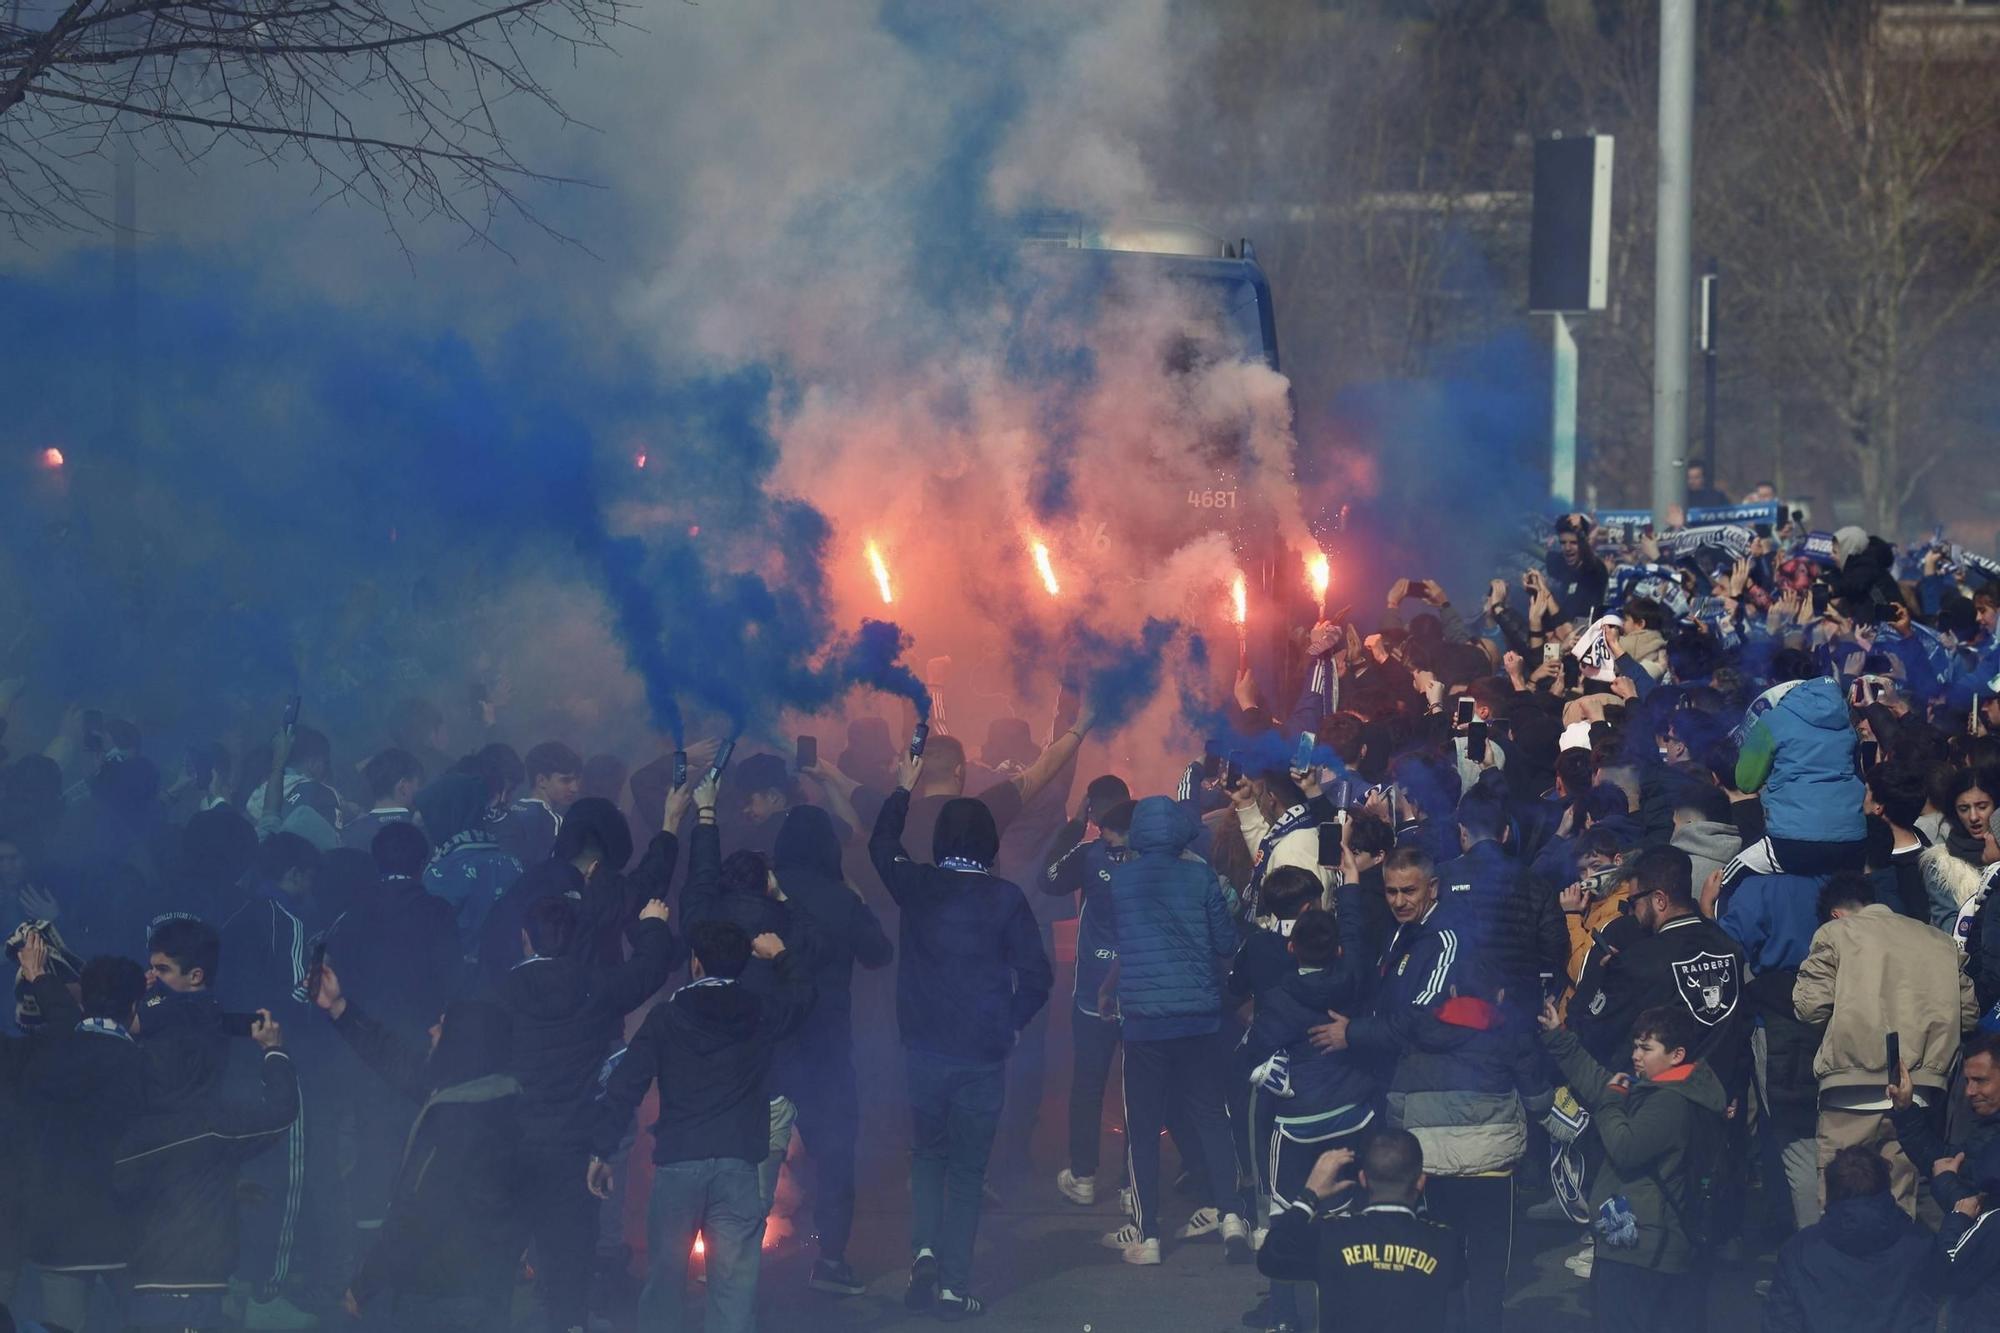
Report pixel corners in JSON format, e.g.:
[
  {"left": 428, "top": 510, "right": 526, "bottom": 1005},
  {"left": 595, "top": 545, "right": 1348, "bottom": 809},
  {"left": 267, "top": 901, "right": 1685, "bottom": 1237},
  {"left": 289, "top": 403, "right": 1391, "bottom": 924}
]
[
  {"left": 1031, "top": 540, "right": 1061, "bottom": 597},
  {"left": 1231, "top": 572, "right": 1248, "bottom": 626},
  {"left": 1307, "top": 551, "right": 1330, "bottom": 610},
  {"left": 865, "top": 540, "right": 894, "bottom": 605}
]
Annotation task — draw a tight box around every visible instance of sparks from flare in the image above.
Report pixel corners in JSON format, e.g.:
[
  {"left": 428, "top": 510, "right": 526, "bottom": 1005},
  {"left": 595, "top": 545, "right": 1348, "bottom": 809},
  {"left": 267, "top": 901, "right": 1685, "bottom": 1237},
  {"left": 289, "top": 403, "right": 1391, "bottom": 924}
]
[
  {"left": 1031, "top": 540, "right": 1061, "bottom": 597},
  {"left": 1231, "top": 571, "right": 1249, "bottom": 669},
  {"left": 865, "top": 540, "right": 894, "bottom": 605},
  {"left": 1307, "top": 551, "right": 1330, "bottom": 615}
]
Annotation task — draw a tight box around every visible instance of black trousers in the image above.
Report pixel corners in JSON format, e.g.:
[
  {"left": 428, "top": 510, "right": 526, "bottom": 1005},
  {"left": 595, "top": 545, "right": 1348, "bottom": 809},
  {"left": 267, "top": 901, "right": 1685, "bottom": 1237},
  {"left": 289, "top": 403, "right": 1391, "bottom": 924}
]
[
  {"left": 1424, "top": 1173, "right": 1515, "bottom": 1332},
  {"left": 1122, "top": 1031, "right": 1244, "bottom": 1239},
  {"left": 1069, "top": 1009, "right": 1120, "bottom": 1179},
  {"left": 520, "top": 1147, "right": 598, "bottom": 1333},
  {"left": 794, "top": 1057, "right": 862, "bottom": 1262}
]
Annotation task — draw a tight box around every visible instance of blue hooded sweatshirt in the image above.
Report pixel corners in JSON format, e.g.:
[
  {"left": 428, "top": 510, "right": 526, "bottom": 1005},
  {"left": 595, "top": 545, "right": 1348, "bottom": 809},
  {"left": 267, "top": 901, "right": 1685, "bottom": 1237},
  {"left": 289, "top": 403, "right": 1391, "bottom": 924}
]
[
  {"left": 1748, "top": 678, "right": 1866, "bottom": 844},
  {"left": 1109, "top": 797, "right": 1238, "bottom": 1038}
]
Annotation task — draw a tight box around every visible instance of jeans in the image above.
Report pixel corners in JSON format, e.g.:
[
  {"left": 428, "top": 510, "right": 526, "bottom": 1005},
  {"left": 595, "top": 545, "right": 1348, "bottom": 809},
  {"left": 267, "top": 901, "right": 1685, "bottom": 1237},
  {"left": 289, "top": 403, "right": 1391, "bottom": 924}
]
[
  {"left": 1122, "top": 1031, "right": 1245, "bottom": 1239},
  {"left": 641, "top": 1157, "right": 766, "bottom": 1333},
  {"left": 1068, "top": 1009, "right": 1120, "bottom": 1178},
  {"left": 794, "top": 1058, "right": 862, "bottom": 1261},
  {"left": 521, "top": 1147, "right": 600, "bottom": 1333},
  {"left": 906, "top": 1050, "right": 1005, "bottom": 1294},
  {"left": 756, "top": 1096, "right": 799, "bottom": 1217}
]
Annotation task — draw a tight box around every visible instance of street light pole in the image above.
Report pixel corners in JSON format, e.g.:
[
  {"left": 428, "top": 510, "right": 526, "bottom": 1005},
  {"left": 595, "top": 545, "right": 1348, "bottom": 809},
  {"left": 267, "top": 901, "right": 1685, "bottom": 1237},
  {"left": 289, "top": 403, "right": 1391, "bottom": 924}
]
[{"left": 1652, "top": 0, "right": 1696, "bottom": 522}]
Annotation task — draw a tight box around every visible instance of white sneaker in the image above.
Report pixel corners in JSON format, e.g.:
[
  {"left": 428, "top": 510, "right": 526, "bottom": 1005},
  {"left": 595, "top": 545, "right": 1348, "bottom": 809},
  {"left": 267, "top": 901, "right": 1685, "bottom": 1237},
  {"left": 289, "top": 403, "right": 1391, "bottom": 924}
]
[
  {"left": 1564, "top": 1241, "right": 1594, "bottom": 1278},
  {"left": 1176, "top": 1206, "right": 1221, "bottom": 1239},
  {"left": 1117, "top": 1185, "right": 1134, "bottom": 1215},
  {"left": 1252, "top": 1226, "right": 1269, "bottom": 1251},
  {"left": 1057, "top": 1169, "right": 1096, "bottom": 1206},
  {"left": 1221, "top": 1213, "right": 1253, "bottom": 1264},
  {"left": 1101, "top": 1222, "right": 1145, "bottom": 1250},
  {"left": 1120, "top": 1236, "right": 1162, "bottom": 1266}
]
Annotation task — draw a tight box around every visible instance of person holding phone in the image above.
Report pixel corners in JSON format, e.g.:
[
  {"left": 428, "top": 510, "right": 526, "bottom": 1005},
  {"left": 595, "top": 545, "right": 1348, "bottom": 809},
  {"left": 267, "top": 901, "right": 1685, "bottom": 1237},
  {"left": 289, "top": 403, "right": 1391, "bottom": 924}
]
[{"left": 1794, "top": 873, "right": 1975, "bottom": 1218}]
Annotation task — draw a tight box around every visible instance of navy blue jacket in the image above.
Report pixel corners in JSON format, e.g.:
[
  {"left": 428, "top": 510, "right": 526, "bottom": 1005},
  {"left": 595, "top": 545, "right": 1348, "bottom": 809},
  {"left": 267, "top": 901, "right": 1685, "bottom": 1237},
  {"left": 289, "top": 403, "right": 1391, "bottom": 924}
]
[
  {"left": 869, "top": 789, "right": 1051, "bottom": 1064},
  {"left": 1248, "top": 963, "right": 1377, "bottom": 1127},
  {"left": 1434, "top": 839, "right": 1567, "bottom": 999},
  {"left": 1041, "top": 828, "right": 1126, "bottom": 1017},
  {"left": 1763, "top": 1192, "right": 1937, "bottom": 1333},
  {"left": 1109, "top": 797, "right": 1237, "bottom": 1027},
  {"left": 1372, "top": 901, "right": 1465, "bottom": 1014}
]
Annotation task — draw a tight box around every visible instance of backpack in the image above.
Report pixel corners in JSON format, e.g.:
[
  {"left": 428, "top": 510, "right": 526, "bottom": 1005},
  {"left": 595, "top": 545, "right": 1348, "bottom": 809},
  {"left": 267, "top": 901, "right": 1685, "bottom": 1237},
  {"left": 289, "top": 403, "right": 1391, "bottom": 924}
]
[{"left": 1659, "top": 1095, "right": 1725, "bottom": 1257}]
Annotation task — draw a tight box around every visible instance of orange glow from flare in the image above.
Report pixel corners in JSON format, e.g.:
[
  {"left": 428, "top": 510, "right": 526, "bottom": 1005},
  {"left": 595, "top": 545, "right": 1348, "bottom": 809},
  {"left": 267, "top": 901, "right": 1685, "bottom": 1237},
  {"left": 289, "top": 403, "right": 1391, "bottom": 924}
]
[
  {"left": 1231, "top": 572, "right": 1247, "bottom": 626},
  {"left": 865, "top": 540, "right": 894, "bottom": 605},
  {"left": 1307, "top": 552, "right": 1330, "bottom": 604},
  {"left": 1031, "top": 541, "right": 1061, "bottom": 597},
  {"left": 40, "top": 447, "right": 64, "bottom": 469}
]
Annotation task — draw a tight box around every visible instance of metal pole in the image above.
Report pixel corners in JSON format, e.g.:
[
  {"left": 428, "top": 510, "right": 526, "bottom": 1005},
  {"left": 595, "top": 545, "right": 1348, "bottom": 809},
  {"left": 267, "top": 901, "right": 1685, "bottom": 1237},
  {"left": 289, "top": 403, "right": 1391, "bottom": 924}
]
[
  {"left": 1652, "top": 0, "right": 1696, "bottom": 521},
  {"left": 1701, "top": 258, "right": 1718, "bottom": 480},
  {"left": 1551, "top": 312, "right": 1578, "bottom": 508}
]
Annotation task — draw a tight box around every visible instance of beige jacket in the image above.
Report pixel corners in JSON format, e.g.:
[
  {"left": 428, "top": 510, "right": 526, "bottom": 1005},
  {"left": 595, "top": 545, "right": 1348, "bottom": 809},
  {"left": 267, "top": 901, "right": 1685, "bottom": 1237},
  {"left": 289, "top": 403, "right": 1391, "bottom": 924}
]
[{"left": 1793, "top": 903, "right": 1977, "bottom": 1093}]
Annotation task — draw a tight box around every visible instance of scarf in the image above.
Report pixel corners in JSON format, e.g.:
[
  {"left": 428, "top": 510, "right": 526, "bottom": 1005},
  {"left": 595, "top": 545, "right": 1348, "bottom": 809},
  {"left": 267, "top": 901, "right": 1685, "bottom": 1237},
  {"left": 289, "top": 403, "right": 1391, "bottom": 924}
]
[{"left": 1245, "top": 803, "right": 1314, "bottom": 907}]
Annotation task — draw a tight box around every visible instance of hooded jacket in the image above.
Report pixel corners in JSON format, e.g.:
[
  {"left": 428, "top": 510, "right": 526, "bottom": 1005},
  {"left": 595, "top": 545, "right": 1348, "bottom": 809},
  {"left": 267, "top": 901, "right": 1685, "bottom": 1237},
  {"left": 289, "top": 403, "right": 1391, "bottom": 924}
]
[
  {"left": 772, "top": 804, "right": 893, "bottom": 1054},
  {"left": 335, "top": 999, "right": 525, "bottom": 1304},
  {"left": 1763, "top": 1192, "right": 1937, "bottom": 1333},
  {"left": 0, "top": 975, "right": 78, "bottom": 1272},
  {"left": 1108, "top": 796, "right": 1238, "bottom": 1029},
  {"left": 1793, "top": 903, "right": 1975, "bottom": 1096},
  {"left": 1542, "top": 1027, "right": 1729, "bottom": 1274},
  {"left": 1922, "top": 838, "right": 1990, "bottom": 936},
  {"left": 495, "top": 916, "right": 679, "bottom": 1152},
  {"left": 1350, "top": 995, "right": 1553, "bottom": 1177},
  {"left": 1671, "top": 819, "right": 1743, "bottom": 895},
  {"left": 592, "top": 952, "right": 814, "bottom": 1166},
  {"left": 1740, "top": 678, "right": 1866, "bottom": 844},
  {"left": 115, "top": 1046, "right": 299, "bottom": 1290},
  {"left": 869, "top": 788, "right": 1051, "bottom": 1063},
  {"left": 1244, "top": 905, "right": 1377, "bottom": 1134}
]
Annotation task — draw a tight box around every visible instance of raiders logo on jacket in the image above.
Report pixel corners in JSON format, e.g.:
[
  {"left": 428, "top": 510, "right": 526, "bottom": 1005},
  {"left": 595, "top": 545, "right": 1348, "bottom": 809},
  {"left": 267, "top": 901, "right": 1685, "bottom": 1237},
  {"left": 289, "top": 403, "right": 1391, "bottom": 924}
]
[{"left": 1571, "top": 914, "right": 1748, "bottom": 1093}]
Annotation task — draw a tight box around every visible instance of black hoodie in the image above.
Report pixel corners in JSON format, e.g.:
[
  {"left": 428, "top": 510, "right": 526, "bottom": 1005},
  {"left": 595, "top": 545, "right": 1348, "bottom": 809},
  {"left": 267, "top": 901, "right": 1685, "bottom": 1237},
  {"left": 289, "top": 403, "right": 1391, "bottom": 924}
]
[
  {"left": 20, "top": 1015, "right": 148, "bottom": 1271},
  {"left": 591, "top": 952, "right": 815, "bottom": 1167},
  {"left": 772, "top": 805, "right": 893, "bottom": 1048},
  {"left": 494, "top": 916, "right": 680, "bottom": 1152},
  {"left": 335, "top": 998, "right": 525, "bottom": 1304},
  {"left": 1764, "top": 1192, "right": 1937, "bottom": 1333}
]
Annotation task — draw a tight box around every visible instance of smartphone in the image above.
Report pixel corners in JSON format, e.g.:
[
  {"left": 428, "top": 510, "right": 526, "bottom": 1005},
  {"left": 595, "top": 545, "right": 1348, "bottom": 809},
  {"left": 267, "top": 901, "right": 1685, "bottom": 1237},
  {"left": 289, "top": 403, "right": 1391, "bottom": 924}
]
[
  {"left": 304, "top": 941, "right": 327, "bottom": 1007},
  {"left": 282, "top": 695, "right": 301, "bottom": 734},
  {"left": 1887, "top": 1031, "right": 1902, "bottom": 1081},
  {"left": 1467, "top": 719, "right": 1488, "bottom": 764},
  {"left": 1224, "top": 755, "right": 1244, "bottom": 790},
  {"left": 1562, "top": 657, "right": 1582, "bottom": 692},
  {"left": 708, "top": 737, "right": 736, "bottom": 781},
  {"left": 795, "top": 735, "right": 819, "bottom": 772},
  {"left": 671, "top": 749, "right": 688, "bottom": 791},
  {"left": 82, "top": 707, "right": 104, "bottom": 753},
  {"left": 1811, "top": 584, "right": 1831, "bottom": 615},
  {"left": 1292, "top": 731, "right": 1316, "bottom": 772},
  {"left": 1859, "top": 739, "right": 1880, "bottom": 771},
  {"left": 1333, "top": 778, "right": 1352, "bottom": 809},
  {"left": 1454, "top": 698, "right": 1475, "bottom": 727},
  {"left": 1317, "top": 823, "right": 1344, "bottom": 867},
  {"left": 219, "top": 1011, "right": 260, "bottom": 1038},
  {"left": 1543, "top": 641, "right": 1562, "bottom": 665},
  {"left": 1202, "top": 750, "right": 1221, "bottom": 783}
]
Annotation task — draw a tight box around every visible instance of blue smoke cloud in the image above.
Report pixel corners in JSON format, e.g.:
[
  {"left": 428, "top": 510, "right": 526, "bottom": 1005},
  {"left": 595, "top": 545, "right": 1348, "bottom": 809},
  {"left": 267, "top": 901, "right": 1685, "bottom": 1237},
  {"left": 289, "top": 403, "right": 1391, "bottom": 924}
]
[{"left": 0, "top": 255, "right": 923, "bottom": 749}]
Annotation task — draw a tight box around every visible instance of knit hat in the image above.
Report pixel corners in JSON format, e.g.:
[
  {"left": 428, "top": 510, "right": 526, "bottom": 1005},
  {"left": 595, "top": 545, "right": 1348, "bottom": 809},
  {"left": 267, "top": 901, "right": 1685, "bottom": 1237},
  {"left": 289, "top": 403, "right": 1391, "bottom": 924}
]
[{"left": 1833, "top": 526, "right": 1870, "bottom": 562}]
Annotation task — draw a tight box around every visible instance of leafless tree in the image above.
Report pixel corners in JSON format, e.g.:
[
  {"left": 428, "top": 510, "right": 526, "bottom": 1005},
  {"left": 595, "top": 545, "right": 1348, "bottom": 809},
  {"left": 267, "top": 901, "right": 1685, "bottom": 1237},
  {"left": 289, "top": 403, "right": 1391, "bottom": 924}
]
[{"left": 0, "top": 0, "right": 635, "bottom": 243}]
